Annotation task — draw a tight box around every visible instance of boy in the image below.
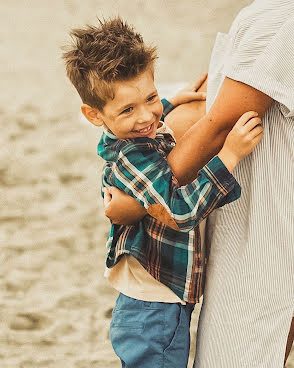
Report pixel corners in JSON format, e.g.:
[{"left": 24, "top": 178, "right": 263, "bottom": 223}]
[{"left": 63, "top": 18, "right": 263, "bottom": 368}]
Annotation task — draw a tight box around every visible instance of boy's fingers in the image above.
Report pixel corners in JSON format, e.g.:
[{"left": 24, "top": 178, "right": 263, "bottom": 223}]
[
  {"left": 180, "top": 92, "right": 206, "bottom": 103},
  {"left": 237, "top": 111, "right": 259, "bottom": 126},
  {"left": 250, "top": 130, "right": 264, "bottom": 146},
  {"left": 190, "top": 92, "right": 206, "bottom": 100},
  {"left": 197, "top": 92, "right": 207, "bottom": 99},
  {"left": 243, "top": 117, "right": 262, "bottom": 132},
  {"left": 247, "top": 125, "right": 264, "bottom": 140},
  {"left": 193, "top": 73, "right": 208, "bottom": 91}
]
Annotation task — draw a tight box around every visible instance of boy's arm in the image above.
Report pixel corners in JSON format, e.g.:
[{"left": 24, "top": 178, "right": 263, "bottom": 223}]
[
  {"left": 167, "top": 77, "right": 273, "bottom": 185},
  {"left": 108, "top": 141, "right": 240, "bottom": 232},
  {"left": 104, "top": 186, "right": 147, "bottom": 225}
]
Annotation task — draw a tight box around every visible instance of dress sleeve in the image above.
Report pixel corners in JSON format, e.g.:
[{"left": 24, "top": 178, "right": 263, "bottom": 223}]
[
  {"left": 109, "top": 141, "right": 240, "bottom": 231},
  {"left": 225, "top": 16, "right": 294, "bottom": 117}
]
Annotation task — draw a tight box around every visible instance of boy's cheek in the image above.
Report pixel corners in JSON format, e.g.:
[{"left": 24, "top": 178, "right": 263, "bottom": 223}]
[{"left": 157, "top": 103, "right": 164, "bottom": 119}]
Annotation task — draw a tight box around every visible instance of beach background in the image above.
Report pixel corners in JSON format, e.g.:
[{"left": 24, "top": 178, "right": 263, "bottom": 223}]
[{"left": 1, "top": 0, "right": 293, "bottom": 367}]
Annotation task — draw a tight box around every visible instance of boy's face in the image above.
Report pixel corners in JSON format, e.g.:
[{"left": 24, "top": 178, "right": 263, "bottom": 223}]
[{"left": 84, "top": 69, "right": 163, "bottom": 139}]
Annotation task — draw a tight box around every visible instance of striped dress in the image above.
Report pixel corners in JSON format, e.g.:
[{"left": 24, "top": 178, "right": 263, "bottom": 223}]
[{"left": 195, "top": 1, "right": 294, "bottom": 367}]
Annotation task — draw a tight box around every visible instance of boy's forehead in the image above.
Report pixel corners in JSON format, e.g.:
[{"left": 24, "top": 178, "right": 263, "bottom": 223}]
[
  {"left": 117, "top": 70, "right": 155, "bottom": 92},
  {"left": 108, "top": 71, "right": 157, "bottom": 108}
]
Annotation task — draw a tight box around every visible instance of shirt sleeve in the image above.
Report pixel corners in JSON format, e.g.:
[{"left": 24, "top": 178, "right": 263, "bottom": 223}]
[
  {"left": 108, "top": 141, "right": 241, "bottom": 231},
  {"left": 225, "top": 15, "right": 294, "bottom": 117},
  {"left": 161, "top": 98, "right": 175, "bottom": 121}
]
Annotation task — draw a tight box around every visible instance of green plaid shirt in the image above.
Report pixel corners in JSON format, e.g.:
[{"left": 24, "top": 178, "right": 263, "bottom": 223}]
[{"left": 98, "top": 100, "right": 241, "bottom": 303}]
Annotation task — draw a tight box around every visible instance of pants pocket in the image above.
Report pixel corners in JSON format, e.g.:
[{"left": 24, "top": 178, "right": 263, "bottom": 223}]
[
  {"left": 110, "top": 308, "right": 144, "bottom": 330},
  {"left": 110, "top": 307, "right": 164, "bottom": 368}
]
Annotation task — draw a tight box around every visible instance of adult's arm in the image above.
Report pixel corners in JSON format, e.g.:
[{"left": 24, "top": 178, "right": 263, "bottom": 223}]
[{"left": 168, "top": 77, "right": 273, "bottom": 185}]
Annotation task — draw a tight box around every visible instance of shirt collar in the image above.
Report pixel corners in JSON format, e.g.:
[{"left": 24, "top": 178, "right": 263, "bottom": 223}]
[{"left": 103, "top": 128, "right": 117, "bottom": 140}]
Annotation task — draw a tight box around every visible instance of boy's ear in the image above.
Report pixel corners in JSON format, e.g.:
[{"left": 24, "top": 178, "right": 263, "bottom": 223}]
[{"left": 81, "top": 104, "right": 104, "bottom": 127}]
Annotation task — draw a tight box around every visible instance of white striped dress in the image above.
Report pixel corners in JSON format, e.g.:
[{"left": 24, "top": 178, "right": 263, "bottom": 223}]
[{"left": 194, "top": 1, "right": 294, "bottom": 367}]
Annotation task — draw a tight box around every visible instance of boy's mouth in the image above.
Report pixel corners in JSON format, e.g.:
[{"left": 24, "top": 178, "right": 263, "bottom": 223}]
[{"left": 133, "top": 123, "right": 154, "bottom": 136}]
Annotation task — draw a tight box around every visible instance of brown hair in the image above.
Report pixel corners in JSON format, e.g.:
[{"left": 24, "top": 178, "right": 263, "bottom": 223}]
[{"left": 62, "top": 17, "right": 157, "bottom": 110}]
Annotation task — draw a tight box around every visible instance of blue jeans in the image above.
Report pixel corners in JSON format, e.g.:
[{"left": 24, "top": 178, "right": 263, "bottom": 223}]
[{"left": 110, "top": 293, "right": 194, "bottom": 368}]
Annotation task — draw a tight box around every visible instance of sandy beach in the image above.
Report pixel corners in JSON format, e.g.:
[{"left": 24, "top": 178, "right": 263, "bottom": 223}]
[{"left": 1, "top": 0, "right": 293, "bottom": 367}]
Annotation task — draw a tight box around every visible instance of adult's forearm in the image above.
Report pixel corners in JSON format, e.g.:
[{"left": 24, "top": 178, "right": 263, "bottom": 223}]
[
  {"left": 167, "top": 77, "right": 273, "bottom": 186},
  {"left": 168, "top": 117, "right": 229, "bottom": 185}
]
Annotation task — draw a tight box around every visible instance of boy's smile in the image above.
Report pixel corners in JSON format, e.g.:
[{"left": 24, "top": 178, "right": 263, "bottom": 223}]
[
  {"left": 132, "top": 122, "right": 156, "bottom": 136},
  {"left": 85, "top": 69, "right": 163, "bottom": 139}
]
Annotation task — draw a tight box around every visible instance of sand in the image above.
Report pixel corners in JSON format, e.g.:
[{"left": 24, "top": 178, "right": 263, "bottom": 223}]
[{"left": 1, "top": 0, "right": 293, "bottom": 367}]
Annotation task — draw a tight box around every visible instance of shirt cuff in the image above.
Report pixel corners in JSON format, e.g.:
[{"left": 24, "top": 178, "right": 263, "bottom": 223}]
[
  {"left": 161, "top": 98, "right": 175, "bottom": 121},
  {"left": 201, "top": 155, "right": 241, "bottom": 196}
]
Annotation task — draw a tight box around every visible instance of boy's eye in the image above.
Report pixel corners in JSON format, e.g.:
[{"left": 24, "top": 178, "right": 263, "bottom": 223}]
[
  {"left": 121, "top": 107, "right": 133, "bottom": 114},
  {"left": 147, "top": 94, "right": 157, "bottom": 102}
]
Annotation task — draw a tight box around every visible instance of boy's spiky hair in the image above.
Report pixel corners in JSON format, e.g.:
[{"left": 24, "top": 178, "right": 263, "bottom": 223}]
[{"left": 62, "top": 17, "right": 157, "bottom": 110}]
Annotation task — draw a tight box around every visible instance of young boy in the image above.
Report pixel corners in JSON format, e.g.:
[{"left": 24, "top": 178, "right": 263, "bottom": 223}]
[{"left": 63, "top": 18, "right": 263, "bottom": 368}]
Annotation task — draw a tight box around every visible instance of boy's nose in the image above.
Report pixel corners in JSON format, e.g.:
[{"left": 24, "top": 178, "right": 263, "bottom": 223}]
[{"left": 137, "top": 108, "right": 153, "bottom": 124}]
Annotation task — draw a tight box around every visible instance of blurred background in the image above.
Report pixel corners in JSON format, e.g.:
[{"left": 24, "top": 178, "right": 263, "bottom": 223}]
[{"left": 1, "top": 1, "right": 293, "bottom": 367}]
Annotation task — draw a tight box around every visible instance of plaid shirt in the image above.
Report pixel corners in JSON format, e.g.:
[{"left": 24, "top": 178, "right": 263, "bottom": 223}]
[{"left": 98, "top": 100, "right": 241, "bottom": 303}]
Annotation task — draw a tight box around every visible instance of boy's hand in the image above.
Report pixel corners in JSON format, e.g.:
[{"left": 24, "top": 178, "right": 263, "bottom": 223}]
[
  {"left": 169, "top": 73, "right": 207, "bottom": 107},
  {"left": 218, "top": 111, "right": 264, "bottom": 172},
  {"left": 104, "top": 187, "right": 147, "bottom": 225},
  {"left": 103, "top": 187, "right": 178, "bottom": 228}
]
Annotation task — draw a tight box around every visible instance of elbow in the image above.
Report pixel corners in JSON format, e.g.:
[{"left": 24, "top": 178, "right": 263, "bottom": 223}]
[{"left": 104, "top": 206, "right": 112, "bottom": 221}]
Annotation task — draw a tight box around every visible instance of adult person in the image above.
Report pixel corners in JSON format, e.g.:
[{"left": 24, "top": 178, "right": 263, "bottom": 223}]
[
  {"left": 104, "top": 0, "right": 294, "bottom": 366},
  {"left": 166, "top": 1, "right": 294, "bottom": 366}
]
